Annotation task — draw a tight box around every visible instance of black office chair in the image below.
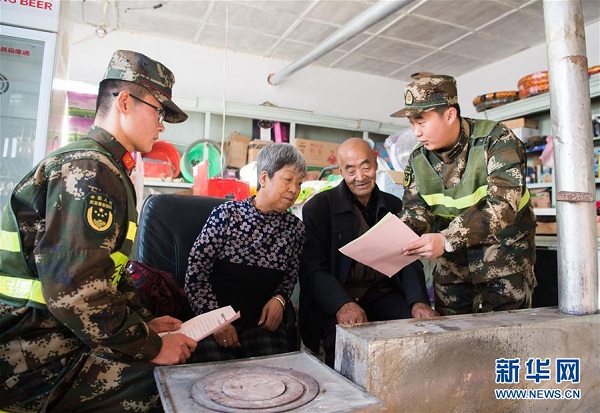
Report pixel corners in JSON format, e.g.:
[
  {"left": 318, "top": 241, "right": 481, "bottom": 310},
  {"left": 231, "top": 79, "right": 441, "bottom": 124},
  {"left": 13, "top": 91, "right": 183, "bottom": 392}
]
[
  {"left": 134, "top": 193, "right": 299, "bottom": 350},
  {"left": 134, "top": 194, "right": 227, "bottom": 321}
]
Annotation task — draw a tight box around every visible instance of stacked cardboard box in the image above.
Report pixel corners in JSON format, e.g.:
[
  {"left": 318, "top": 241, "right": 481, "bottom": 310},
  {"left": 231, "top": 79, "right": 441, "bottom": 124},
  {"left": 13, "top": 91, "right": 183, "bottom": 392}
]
[
  {"left": 295, "top": 138, "right": 341, "bottom": 168},
  {"left": 500, "top": 117, "right": 540, "bottom": 144},
  {"left": 247, "top": 140, "right": 272, "bottom": 163},
  {"left": 226, "top": 134, "right": 251, "bottom": 168}
]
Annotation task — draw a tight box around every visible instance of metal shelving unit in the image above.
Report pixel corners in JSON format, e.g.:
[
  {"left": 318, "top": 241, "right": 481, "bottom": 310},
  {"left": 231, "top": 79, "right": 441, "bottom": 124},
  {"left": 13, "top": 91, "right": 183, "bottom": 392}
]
[{"left": 483, "top": 75, "right": 600, "bottom": 218}]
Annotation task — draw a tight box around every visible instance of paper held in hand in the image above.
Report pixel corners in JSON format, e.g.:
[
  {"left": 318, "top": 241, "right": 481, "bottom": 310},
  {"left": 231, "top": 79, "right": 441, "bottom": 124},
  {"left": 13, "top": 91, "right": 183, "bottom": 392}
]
[
  {"left": 339, "top": 212, "right": 420, "bottom": 277},
  {"left": 159, "top": 305, "right": 240, "bottom": 342}
]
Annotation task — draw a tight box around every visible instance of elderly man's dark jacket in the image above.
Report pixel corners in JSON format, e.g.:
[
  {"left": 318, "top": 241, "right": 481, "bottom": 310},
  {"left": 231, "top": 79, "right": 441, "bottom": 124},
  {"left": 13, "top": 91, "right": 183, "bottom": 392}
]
[{"left": 299, "top": 181, "right": 430, "bottom": 353}]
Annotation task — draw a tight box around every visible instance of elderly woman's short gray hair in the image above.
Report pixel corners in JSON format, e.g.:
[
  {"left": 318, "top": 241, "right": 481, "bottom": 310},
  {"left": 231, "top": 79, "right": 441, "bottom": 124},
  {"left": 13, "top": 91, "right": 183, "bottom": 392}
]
[{"left": 256, "top": 143, "right": 307, "bottom": 180}]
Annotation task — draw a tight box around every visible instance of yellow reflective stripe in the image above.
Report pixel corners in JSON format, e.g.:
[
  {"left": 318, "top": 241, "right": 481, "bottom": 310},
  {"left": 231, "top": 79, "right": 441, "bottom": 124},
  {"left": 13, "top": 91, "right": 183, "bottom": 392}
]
[
  {"left": 423, "top": 186, "right": 530, "bottom": 212},
  {"left": 0, "top": 274, "right": 45, "bottom": 305},
  {"left": 422, "top": 185, "right": 488, "bottom": 209},
  {"left": 519, "top": 188, "right": 530, "bottom": 211},
  {"left": 0, "top": 230, "right": 20, "bottom": 253},
  {"left": 126, "top": 221, "right": 137, "bottom": 241},
  {"left": 1, "top": 247, "right": 135, "bottom": 305},
  {"left": 109, "top": 251, "right": 128, "bottom": 286}
]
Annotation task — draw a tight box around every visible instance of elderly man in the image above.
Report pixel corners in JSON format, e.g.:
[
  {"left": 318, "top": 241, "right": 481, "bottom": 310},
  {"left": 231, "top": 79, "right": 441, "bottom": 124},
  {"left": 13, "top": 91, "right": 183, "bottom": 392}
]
[{"left": 299, "top": 137, "right": 437, "bottom": 367}]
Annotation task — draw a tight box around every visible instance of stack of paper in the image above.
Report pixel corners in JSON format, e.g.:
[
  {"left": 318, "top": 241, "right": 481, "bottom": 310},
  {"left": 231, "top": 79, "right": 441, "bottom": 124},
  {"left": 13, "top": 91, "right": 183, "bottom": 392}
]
[
  {"left": 339, "top": 212, "right": 420, "bottom": 277},
  {"left": 159, "top": 305, "right": 240, "bottom": 342}
]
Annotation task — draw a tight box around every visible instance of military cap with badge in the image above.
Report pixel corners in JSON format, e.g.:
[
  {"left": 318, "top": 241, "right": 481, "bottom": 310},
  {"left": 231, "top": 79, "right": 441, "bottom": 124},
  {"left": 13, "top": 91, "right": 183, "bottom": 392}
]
[
  {"left": 103, "top": 49, "right": 188, "bottom": 124},
  {"left": 391, "top": 74, "right": 459, "bottom": 118},
  {"left": 390, "top": 73, "right": 460, "bottom": 188}
]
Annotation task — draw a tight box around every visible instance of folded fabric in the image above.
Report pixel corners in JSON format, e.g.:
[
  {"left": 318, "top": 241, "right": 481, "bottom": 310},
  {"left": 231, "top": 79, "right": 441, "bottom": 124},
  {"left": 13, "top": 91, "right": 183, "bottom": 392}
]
[{"left": 127, "top": 260, "right": 186, "bottom": 318}]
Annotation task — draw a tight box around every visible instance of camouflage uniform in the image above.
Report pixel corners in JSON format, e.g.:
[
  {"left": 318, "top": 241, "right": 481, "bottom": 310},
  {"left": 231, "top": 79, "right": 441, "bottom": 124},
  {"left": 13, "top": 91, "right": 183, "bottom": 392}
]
[
  {"left": 392, "top": 75, "right": 537, "bottom": 315},
  {"left": 0, "top": 50, "right": 188, "bottom": 412},
  {"left": 0, "top": 127, "right": 163, "bottom": 412}
]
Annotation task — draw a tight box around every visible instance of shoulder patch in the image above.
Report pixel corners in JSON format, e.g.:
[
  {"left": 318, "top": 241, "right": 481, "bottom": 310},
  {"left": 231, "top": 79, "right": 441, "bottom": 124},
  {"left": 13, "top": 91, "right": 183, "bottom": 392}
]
[
  {"left": 84, "top": 193, "right": 115, "bottom": 233},
  {"left": 403, "top": 165, "right": 412, "bottom": 187}
]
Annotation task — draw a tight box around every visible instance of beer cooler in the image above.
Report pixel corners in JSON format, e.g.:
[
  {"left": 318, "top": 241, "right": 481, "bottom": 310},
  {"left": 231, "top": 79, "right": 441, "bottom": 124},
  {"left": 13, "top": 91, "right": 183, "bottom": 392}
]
[{"left": 0, "top": 0, "right": 61, "bottom": 220}]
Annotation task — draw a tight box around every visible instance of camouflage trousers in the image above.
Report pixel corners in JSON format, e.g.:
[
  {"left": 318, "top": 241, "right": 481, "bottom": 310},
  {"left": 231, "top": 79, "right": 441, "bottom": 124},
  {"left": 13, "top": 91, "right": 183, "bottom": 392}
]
[
  {"left": 1, "top": 350, "right": 162, "bottom": 413},
  {"left": 434, "top": 272, "right": 534, "bottom": 316}
]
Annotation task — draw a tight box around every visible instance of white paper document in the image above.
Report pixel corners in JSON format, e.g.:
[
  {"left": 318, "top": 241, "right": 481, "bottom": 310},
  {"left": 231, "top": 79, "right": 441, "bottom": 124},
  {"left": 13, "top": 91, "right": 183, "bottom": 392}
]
[
  {"left": 339, "top": 212, "right": 420, "bottom": 277},
  {"left": 159, "top": 305, "right": 240, "bottom": 342}
]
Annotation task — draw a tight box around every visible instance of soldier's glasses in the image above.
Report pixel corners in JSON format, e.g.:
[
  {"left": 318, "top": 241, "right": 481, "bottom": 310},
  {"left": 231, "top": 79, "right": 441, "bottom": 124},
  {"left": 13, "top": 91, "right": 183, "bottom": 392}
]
[{"left": 113, "top": 92, "right": 165, "bottom": 124}]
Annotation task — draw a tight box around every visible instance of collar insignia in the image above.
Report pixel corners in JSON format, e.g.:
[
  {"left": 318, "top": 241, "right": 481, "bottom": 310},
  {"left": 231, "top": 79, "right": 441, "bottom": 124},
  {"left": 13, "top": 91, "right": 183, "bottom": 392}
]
[{"left": 122, "top": 152, "right": 135, "bottom": 172}]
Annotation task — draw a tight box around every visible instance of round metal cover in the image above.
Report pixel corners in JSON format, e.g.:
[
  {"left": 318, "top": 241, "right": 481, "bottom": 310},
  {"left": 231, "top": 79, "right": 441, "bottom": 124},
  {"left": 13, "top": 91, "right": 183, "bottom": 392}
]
[{"left": 191, "top": 366, "right": 320, "bottom": 412}]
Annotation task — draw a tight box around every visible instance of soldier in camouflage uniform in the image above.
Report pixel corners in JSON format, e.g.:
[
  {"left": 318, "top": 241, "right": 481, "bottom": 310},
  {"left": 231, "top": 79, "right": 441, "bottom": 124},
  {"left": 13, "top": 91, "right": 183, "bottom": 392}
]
[
  {"left": 390, "top": 74, "right": 537, "bottom": 316},
  {"left": 0, "top": 50, "right": 196, "bottom": 412}
]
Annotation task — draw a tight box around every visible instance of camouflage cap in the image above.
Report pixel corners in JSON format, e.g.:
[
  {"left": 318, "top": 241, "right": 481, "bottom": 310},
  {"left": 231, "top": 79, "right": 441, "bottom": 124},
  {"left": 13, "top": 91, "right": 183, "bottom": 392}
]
[
  {"left": 103, "top": 50, "right": 188, "bottom": 123},
  {"left": 390, "top": 74, "right": 458, "bottom": 118}
]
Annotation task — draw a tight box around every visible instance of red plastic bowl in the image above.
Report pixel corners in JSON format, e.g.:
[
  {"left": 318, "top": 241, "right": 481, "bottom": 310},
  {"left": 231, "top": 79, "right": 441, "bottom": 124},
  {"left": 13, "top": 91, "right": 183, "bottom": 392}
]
[{"left": 143, "top": 140, "right": 181, "bottom": 178}]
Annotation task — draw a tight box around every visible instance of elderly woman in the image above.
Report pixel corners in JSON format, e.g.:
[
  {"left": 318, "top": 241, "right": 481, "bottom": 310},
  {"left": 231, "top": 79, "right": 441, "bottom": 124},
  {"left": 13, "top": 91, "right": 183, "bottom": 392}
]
[{"left": 184, "top": 143, "right": 307, "bottom": 362}]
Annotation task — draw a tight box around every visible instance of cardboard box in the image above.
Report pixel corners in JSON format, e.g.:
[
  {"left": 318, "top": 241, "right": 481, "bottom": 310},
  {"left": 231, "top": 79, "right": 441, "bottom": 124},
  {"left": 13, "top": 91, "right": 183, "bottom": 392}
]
[
  {"left": 501, "top": 117, "right": 539, "bottom": 130},
  {"left": 386, "top": 170, "right": 405, "bottom": 185},
  {"left": 512, "top": 127, "right": 540, "bottom": 144},
  {"left": 304, "top": 166, "right": 341, "bottom": 181},
  {"left": 226, "top": 133, "right": 250, "bottom": 168},
  {"left": 537, "top": 220, "right": 600, "bottom": 235},
  {"left": 535, "top": 221, "right": 556, "bottom": 235},
  {"left": 376, "top": 170, "right": 405, "bottom": 200},
  {"left": 295, "top": 138, "right": 340, "bottom": 168},
  {"left": 247, "top": 140, "right": 272, "bottom": 163},
  {"left": 530, "top": 188, "right": 551, "bottom": 208}
]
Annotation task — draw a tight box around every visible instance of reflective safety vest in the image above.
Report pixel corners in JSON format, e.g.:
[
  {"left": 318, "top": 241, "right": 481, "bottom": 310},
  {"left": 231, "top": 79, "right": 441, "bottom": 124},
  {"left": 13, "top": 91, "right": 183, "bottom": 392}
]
[
  {"left": 412, "top": 119, "right": 530, "bottom": 220},
  {"left": 0, "top": 139, "right": 137, "bottom": 309}
]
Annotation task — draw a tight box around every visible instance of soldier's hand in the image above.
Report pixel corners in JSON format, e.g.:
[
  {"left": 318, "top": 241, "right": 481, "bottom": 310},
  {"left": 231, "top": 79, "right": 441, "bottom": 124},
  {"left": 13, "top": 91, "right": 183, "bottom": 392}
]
[
  {"left": 148, "top": 316, "right": 182, "bottom": 333},
  {"left": 402, "top": 233, "right": 445, "bottom": 259},
  {"left": 150, "top": 333, "right": 197, "bottom": 365},
  {"left": 336, "top": 302, "right": 368, "bottom": 325}
]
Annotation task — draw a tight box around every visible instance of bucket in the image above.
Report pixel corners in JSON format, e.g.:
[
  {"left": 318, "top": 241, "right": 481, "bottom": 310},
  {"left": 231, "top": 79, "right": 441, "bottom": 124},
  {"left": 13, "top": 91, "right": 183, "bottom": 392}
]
[
  {"left": 206, "top": 178, "right": 250, "bottom": 200},
  {"left": 143, "top": 141, "right": 181, "bottom": 179},
  {"left": 180, "top": 140, "right": 225, "bottom": 182}
]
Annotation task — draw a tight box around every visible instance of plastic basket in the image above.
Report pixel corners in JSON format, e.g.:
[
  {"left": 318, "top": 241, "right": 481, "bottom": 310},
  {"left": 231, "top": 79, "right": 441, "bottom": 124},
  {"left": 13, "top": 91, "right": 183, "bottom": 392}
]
[{"left": 180, "top": 140, "right": 225, "bottom": 183}]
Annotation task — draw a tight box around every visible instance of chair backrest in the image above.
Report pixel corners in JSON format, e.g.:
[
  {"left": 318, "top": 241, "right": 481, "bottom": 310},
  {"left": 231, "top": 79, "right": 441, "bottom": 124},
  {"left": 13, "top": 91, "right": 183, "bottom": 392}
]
[{"left": 134, "top": 194, "right": 227, "bottom": 287}]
